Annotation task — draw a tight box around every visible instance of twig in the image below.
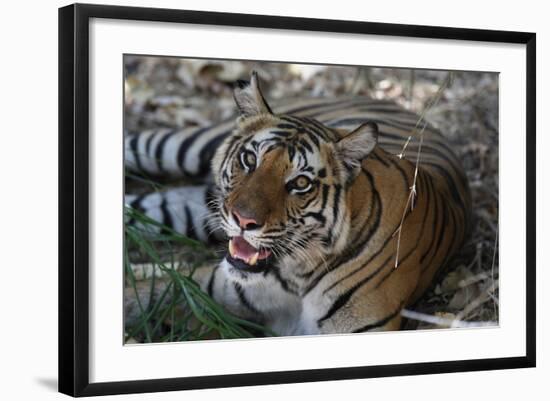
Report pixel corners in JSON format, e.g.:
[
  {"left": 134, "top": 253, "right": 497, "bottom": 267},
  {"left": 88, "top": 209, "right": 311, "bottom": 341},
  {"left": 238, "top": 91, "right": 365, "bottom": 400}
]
[
  {"left": 454, "top": 280, "right": 500, "bottom": 322},
  {"left": 397, "top": 72, "right": 453, "bottom": 158},
  {"left": 396, "top": 135, "right": 412, "bottom": 160},
  {"left": 401, "top": 309, "right": 497, "bottom": 329},
  {"left": 458, "top": 272, "right": 489, "bottom": 288}
]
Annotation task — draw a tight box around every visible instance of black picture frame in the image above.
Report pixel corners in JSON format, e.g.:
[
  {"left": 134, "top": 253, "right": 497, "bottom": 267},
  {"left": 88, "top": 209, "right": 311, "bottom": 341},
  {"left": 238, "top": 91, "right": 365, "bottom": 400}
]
[{"left": 58, "top": 3, "right": 536, "bottom": 397}]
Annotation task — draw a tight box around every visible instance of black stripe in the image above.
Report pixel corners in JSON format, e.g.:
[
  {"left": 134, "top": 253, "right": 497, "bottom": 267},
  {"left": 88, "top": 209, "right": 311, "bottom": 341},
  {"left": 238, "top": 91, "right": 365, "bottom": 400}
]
[
  {"left": 302, "top": 170, "right": 381, "bottom": 296},
  {"left": 303, "top": 117, "right": 334, "bottom": 140},
  {"left": 303, "top": 211, "right": 326, "bottom": 225},
  {"left": 376, "top": 129, "right": 455, "bottom": 158},
  {"left": 299, "top": 100, "right": 398, "bottom": 125},
  {"left": 278, "top": 98, "right": 363, "bottom": 117},
  {"left": 310, "top": 102, "right": 406, "bottom": 119},
  {"left": 417, "top": 171, "right": 431, "bottom": 239},
  {"left": 370, "top": 151, "right": 391, "bottom": 168},
  {"left": 295, "top": 268, "right": 316, "bottom": 280},
  {"left": 317, "top": 253, "right": 394, "bottom": 325},
  {"left": 299, "top": 138, "right": 313, "bottom": 153},
  {"left": 197, "top": 131, "right": 230, "bottom": 177},
  {"left": 383, "top": 130, "right": 459, "bottom": 165},
  {"left": 302, "top": 119, "right": 333, "bottom": 141},
  {"left": 352, "top": 302, "right": 404, "bottom": 332},
  {"left": 184, "top": 205, "right": 196, "bottom": 239},
  {"left": 341, "top": 105, "right": 411, "bottom": 116},
  {"left": 277, "top": 123, "right": 297, "bottom": 130},
  {"left": 129, "top": 194, "right": 145, "bottom": 211},
  {"left": 320, "top": 165, "right": 414, "bottom": 295},
  {"left": 321, "top": 221, "right": 396, "bottom": 295},
  {"left": 265, "top": 141, "right": 285, "bottom": 155},
  {"left": 303, "top": 129, "right": 321, "bottom": 147},
  {"left": 375, "top": 173, "right": 431, "bottom": 288},
  {"left": 376, "top": 133, "right": 466, "bottom": 186},
  {"left": 423, "top": 162, "right": 466, "bottom": 208},
  {"left": 420, "top": 173, "right": 440, "bottom": 264},
  {"left": 270, "top": 130, "right": 292, "bottom": 137},
  {"left": 160, "top": 198, "right": 173, "bottom": 235},
  {"left": 422, "top": 186, "right": 448, "bottom": 272},
  {"left": 301, "top": 188, "right": 320, "bottom": 210},
  {"left": 269, "top": 265, "right": 298, "bottom": 295},
  {"left": 233, "top": 282, "right": 262, "bottom": 317},
  {"left": 176, "top": 126, "right": 211, "bottom": 176},
  {"left": 407, "top": 144, "right": 467, "bottom": 187},
  {"left": 128, "top": 135, "right": 143, "bottom": 172},
  {"left": 297, "top": 145, "right": 308, "bottom": 164},
  {"left": 144, "top": 131, "right": 156, "bottom": 155},
  {"left": 219, "top": 134, "right": 243, "bottom": 176},
  {"left": 320, "top": 184, "right": 330, "bottom": 210},
  {"left": 206, "top": 264, "right": 219, "bottom": 297},
  {"left": 439, "top": 200, "right": 459, "bottom": 269},
  {"left": 328, "top": 117, "right": 432, "bottom": 136},
  {"left": 386, "top": 155, "right": 410, "bottom": 193},
  {"left": 126, "top": 194, "right": 146, "bottom": 227},
  {"left": 154, "top": 130, "right": 177, "bottom": 173},
  {"left": 324, "top": 184, "right": 342, "bottom": 246},
  {"left": 287, "top": 145, "right": 296, "bottom": 162},
  {"left": 281, "top": 115, "right": 331, "bottom": 141}
]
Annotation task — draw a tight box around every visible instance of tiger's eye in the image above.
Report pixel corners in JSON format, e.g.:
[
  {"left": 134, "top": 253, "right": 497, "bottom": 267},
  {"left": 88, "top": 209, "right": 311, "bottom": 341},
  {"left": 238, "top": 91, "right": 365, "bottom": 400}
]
[
  {"left": 288, "top": 175, "right": 312, "bottom": 194},
  {"left": 294, "top": 176, "right": 310, "bottom": 190},
  {"left": 240, "top": 150, "right": 256, "bottom": 171}
]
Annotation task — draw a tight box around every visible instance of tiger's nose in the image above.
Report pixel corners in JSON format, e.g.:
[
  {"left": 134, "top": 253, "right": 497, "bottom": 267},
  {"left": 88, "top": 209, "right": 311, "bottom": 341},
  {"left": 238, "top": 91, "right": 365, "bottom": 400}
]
[{"left": 232, "top": 209, "right": 262, "bottom": 231}]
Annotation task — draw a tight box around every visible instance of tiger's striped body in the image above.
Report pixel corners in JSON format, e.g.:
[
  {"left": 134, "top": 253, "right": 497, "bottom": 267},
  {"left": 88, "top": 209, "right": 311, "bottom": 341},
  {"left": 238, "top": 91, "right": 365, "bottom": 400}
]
[{"left": 126, "top": 73, "right": 471, "bottom": 334}]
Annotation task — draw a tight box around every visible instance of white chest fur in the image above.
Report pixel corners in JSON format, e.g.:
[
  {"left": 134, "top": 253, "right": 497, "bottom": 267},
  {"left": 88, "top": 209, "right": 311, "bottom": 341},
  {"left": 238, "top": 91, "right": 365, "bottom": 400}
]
[{"left": 218, "top": 259, "right": 321, "bottom": 336}]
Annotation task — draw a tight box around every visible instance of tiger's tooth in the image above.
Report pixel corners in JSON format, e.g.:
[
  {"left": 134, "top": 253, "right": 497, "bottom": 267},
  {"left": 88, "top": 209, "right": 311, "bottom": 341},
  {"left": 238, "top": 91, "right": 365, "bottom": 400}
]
[
  {"left": 249, "top": 252, "right": 259, "bottom": 266},
  {"left": 229, "top": 239, "right": 235, "bottom": 258}
]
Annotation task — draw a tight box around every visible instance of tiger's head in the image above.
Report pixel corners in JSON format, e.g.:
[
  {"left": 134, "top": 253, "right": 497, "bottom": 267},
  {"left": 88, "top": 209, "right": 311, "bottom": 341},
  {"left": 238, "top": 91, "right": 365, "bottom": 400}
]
[{"left": 212, "top": 72, "right": 378, "bottom": 274}]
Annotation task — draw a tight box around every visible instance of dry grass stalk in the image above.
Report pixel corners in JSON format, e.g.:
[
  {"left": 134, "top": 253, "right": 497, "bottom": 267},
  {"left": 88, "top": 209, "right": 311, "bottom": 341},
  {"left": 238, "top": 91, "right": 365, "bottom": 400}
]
[
  {"left": 393, "top": 122, "right": 425, "bottom": 268},
  {"left": 393, "top": 73, "right": 453, "bottom": 269},
  {"left": 401, "top": 308, "right": 497, "bottom": 329},
  {"left": 454, "top": 280, "right": 499, "bottom": 322}
]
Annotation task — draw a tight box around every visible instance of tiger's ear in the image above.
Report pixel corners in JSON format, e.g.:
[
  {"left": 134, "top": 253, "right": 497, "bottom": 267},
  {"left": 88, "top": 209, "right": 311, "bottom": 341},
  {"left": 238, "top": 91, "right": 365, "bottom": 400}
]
[
  {"left": 336, "top": 122, "right": 378, "bottom": 169},
  {"left": 233, "top": 71, "right": 273, "bottom": 118}
]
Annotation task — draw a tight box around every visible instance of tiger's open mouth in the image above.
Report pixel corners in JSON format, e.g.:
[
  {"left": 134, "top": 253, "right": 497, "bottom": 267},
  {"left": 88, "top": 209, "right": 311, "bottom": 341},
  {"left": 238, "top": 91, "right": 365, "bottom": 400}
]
[{"left": 227, "top": 236, "right": 272, "bottom": 272}]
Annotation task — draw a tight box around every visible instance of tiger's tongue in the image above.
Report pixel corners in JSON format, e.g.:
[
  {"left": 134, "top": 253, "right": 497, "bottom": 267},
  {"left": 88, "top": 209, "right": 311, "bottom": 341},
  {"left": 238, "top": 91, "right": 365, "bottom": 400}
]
[
  {"left": 232, "top": 236, "right": 256, "bottom": 259},
  {"left": 229, "top": 236, "right": 271, "bottom": 265}
]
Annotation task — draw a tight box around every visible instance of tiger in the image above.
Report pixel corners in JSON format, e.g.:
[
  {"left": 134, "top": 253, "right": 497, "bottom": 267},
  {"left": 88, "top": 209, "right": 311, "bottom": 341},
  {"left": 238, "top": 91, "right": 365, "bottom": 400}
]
[{"left": 125, "top": 71, "right": 471, "bottom": 335}]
